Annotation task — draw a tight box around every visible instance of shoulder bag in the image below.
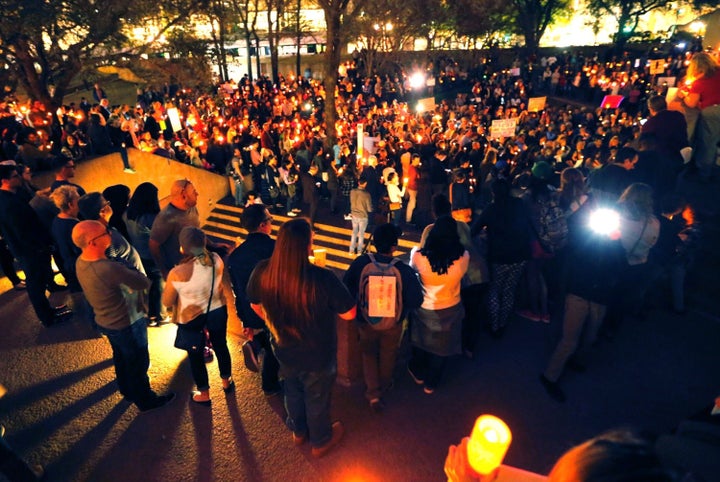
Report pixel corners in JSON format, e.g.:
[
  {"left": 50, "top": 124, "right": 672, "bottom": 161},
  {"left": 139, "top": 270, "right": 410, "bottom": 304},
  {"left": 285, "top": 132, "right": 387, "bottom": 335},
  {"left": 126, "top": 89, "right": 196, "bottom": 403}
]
[{"left": 174, "top": 255, "right": 215, "bottom": 353}]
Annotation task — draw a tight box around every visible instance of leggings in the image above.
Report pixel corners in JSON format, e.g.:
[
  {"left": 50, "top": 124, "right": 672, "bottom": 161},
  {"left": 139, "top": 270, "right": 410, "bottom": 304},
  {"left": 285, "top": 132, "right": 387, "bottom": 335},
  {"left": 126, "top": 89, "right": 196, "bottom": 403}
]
[{"left": 488, "top": 261, "right": 526, "bottom": 332}]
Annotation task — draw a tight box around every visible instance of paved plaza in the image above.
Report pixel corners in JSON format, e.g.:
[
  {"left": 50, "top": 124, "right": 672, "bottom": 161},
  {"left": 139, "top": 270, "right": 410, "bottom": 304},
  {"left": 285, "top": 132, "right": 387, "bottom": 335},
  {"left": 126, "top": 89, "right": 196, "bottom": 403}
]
[{"left": 0, "top": 172, "right": 718, "bottom": 482}]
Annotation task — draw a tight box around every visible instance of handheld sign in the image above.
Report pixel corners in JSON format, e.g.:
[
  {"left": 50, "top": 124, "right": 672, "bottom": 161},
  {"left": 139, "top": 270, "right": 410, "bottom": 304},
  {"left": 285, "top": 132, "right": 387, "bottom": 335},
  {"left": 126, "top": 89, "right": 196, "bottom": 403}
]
[
  {"left": 490, "top": 118, "right": 517, "bottom": 139},
  {"left": 527, "top": 97, "right": 547, "bottom": 112},
  {"left": 600, "top": 95, "right": 623, "bottom": 109}
]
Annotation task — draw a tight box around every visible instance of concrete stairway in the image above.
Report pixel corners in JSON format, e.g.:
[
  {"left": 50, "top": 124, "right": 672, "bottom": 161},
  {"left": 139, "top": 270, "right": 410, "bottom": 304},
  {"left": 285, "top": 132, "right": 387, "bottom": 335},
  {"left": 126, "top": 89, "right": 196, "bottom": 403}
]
[{"left": 202, "top": 203, "right": 420, "bottom": 272}]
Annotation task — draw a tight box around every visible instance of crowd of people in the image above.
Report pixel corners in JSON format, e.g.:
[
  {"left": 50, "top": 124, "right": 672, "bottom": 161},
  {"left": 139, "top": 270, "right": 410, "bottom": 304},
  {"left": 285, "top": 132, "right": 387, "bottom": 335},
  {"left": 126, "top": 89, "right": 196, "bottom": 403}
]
[{"left": 1, "top": 45, "right": 718, "bottom": 479}]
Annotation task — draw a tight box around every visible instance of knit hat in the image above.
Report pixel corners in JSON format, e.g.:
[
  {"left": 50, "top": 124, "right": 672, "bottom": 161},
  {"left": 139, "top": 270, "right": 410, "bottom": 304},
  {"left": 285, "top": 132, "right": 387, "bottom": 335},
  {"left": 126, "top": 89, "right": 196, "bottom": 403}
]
[
  {"left": 179, "top": 226, "right": 206, "bottom": 256},
  {"left": 531, "top": 160, "right": 554, "bottom": 181}
]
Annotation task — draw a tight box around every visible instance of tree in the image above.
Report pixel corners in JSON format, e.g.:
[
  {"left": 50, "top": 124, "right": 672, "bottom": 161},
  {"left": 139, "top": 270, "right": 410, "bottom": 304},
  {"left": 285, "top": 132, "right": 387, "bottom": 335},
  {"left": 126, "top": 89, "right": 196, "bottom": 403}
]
[
  {"left": 450, "top": 0, "right": 514, "bottom": 49},
  {"left": 265, "top": 0, "right": 286, "bottom": 85},
  {"left": 208, "top": 0, "right": 232, "bottom": 82},
  {"left": 347, "top": 0, "right": 449, "bottom": 76},
  {"left": 509, "top": 0, "right": 569, "bottom": 54},
  {"left": 313, "top": 0, "right": 362, "bottom": 150},
  {"left": 0, "top": 0, "right": 206, "bottom": 109},
  {"left": 587, "top": 0, "right": 673, "bottom": 52},
  {"left": 230, "top": 0, "right": 261, "bottom": 83}
]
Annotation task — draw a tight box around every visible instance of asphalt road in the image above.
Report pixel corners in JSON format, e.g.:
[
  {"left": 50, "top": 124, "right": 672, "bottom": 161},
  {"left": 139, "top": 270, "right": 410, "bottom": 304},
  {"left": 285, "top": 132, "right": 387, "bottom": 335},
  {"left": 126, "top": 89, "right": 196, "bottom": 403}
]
[{"left": 0, "top": 173, "right": 718, "bottom": 482}]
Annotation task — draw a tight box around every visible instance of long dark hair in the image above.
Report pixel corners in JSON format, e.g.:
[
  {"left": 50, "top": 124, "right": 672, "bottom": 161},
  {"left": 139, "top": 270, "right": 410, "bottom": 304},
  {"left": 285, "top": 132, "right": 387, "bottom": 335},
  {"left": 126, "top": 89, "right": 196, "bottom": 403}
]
[
  {"left": 126, "top": 182, "right": 160, "bottom": 221},
  {"left": 420, "top": 216, "right": 464, "bottom": 275},
  {"left": 256, "top": 218, "right": 318, "bottom": 343}
]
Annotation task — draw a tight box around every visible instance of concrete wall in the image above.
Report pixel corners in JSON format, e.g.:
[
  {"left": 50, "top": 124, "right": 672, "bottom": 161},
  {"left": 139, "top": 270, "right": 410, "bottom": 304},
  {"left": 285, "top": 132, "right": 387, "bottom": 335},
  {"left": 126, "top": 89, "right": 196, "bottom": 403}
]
[{"left": 35, "top": 149, "right": 231, "bottom": 223}]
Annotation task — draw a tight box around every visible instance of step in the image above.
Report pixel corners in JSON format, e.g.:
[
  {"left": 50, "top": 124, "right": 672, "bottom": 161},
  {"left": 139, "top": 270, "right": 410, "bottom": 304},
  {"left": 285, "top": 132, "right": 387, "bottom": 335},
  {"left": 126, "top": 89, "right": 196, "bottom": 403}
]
[{"left": 203, "top": 204, "right": 419, "bottom": 272}]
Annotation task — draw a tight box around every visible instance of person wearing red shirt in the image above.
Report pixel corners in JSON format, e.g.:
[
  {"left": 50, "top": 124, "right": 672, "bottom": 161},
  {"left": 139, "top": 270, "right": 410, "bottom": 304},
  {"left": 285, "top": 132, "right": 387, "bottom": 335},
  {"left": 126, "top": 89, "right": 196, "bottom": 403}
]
[{"left": 672, "top": 52, "right": 720, "bottom": 180}]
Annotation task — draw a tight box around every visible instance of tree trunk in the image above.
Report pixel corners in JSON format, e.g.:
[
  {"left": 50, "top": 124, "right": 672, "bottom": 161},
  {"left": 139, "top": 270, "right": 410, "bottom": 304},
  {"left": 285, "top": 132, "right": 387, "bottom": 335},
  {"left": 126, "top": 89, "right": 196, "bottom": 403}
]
[
  {"left": 322, "top": 7, "right": 342, "bottom": 151},
  {"left": 245, "top": 33, "right": 254, "bottom": 82},
  {"left": 253, "top": 33, "right": 262, "bottom": 79},
  {"left": 295, "top": 0, "right": 302, "bottom": 78},
  {"left": 219, "top": 15, "right": 229, "bottom": 82}
]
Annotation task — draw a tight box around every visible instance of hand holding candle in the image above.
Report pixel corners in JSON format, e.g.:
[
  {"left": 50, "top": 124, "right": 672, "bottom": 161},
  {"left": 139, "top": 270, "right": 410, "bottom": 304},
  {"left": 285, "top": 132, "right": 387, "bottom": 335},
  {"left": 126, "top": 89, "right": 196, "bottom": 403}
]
[{"left": 467, "top": 415, "right": 512, "bottom": 477}]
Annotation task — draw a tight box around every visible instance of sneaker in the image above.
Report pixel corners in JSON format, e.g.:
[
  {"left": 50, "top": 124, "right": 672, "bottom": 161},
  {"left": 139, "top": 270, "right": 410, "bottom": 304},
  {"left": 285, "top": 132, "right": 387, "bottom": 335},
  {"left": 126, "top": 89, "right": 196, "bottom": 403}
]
[
  {"left": 539, "top": 375, "right": 566, "bottom": 403},
  {"left": 222, "top": 377, "right": 236, "bottom": 393},
  {"left": 286, "top": 211, "right": 298, "bottom": 217},
  {"left": 407, "top": 365, "right": 424, "bottom": 385},
  {"left": 516, "top": 309, "right": 542, "bottom": 322},
  {"left": 54, "top": 305, "right": 72, "bottom": 316},
  {"left": 423, "top": 386, "right": 435, "bottom": 395},
  {"left": 147, "top": 317, "right": 159, "bottom": 327},
  {"left": 42, "top": 310, "right": 73, "bottom": 327},
  {"left": 137, "top": 392, "right": 176, "bottom": 412},
  {"left": 13, "top": 280, "right": 26, "bottom": 290},
  {"left": 191, "top": 390, "right": 211, "bottom": 406},
  {"left": 31, "top": 465, "right": 44, "bottom": 479},
  {"left": 292, "top": 432, "right": 307, "bottom": 446},
  {"left": 343, "top": 214, "right": 352, "bottom": 220},
  {"left": 311, "top": 421, "right": 344, "bottom": 458},
  {"left": 123, "top": 167, "right": 136, "bottom": 174},
  {"left": 292, "top": 208, "right": 302, "bottom": 213},
  {"left": 369, "top": 398, "right": 385, "bottom": 413}
]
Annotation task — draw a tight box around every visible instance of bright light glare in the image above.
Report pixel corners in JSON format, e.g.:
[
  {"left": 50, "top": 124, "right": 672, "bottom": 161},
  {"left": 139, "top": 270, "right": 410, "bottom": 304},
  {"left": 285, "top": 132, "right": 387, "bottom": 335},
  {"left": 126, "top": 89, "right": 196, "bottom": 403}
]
[
  {"left": 415, "top": 102, "right": 424, "bottom": 113},
  {"left": 409, "top": 72, "right": 426, "bottom": 90},
  {"left": 589, "top": 208, "right": 620, "bottom": 236}
]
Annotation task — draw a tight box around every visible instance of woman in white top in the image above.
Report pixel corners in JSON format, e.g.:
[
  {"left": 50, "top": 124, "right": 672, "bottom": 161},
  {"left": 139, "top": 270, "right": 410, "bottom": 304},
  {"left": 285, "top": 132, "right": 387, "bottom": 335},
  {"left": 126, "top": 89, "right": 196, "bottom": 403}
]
[
  {"left": 385, "top": 171, "right": 406, "bottom": 227},
  {"left": 408, "top": 216, "right": 469, "bottom": 394},
  {"left": 615, "top": 183, "right": 660, "bottom": 319},
  {"left": 162, "top": 227, "right": 235, "bottom": 405}
]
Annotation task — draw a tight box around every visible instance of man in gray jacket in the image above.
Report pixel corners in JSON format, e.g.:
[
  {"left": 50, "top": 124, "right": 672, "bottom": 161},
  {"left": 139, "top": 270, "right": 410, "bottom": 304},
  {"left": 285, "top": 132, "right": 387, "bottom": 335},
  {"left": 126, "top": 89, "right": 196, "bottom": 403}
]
[
  {"left": 349, "top": 178, "right": 373, "bottom": 255},
  {"left": 74, "top": 220, "right": 174, "bottom": 412}
]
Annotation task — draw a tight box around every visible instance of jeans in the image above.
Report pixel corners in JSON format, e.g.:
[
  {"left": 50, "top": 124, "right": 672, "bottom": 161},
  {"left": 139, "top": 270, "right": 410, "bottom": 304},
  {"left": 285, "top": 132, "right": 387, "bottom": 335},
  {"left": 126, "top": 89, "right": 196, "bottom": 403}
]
[
  {"left": 99, "top": 318, "right": 156, "bottom": 408},
  {"left": 281, "top": 363, "right": 336, "bottom": 447},
  {"left": 184, "top": 306, "right": 232, "bottom": 390},
  {"left": 349, "top": 216, "right": 368, "bottom": 253},
  {"left": 141, "top": 258, "right": 163, "bottom": 320},
  {"left": 118, "top": 145, "right": 131, "bottom": 169},
  {"left": 543, "top": 294, "right": 606, "bottom": 382},
  {"left": 461, "top": 283, "right": 488, "bottom": 355},
  {"left": 254, "top": 330, "right": 281, "bottom": 393},
  {"left": 390, "top": 208, "right": 402, "bottom": 227},
  {"left": 408, "top": 346, "right": 447, "bottom": 390},
  {"left": 693, "top": 104, "right": 720, "bottom": 179},
  {"left": 0, "top": 434, "right": 39, "bottom": 482},
  {"left": 0, "top": 239, "right": 21, "bottom": 285},
  {"left": 233, "top": 179, "right": 244, "bottom": 207},
  {"left": 405, "top": 189, "right": 417, "bottom": 223},
  {"left": 18, "top": 252, "right": 54, "bottom": 324},
  {"left": 358, "top": 322, "right": 403, "bottom": 400}
]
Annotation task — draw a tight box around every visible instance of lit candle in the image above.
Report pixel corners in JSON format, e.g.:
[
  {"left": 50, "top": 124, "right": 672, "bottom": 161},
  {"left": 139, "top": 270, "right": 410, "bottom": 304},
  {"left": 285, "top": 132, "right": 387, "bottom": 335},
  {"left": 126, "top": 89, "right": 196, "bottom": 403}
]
[{"left": 466, "top": 415, "right": 512, "bottom": 476}]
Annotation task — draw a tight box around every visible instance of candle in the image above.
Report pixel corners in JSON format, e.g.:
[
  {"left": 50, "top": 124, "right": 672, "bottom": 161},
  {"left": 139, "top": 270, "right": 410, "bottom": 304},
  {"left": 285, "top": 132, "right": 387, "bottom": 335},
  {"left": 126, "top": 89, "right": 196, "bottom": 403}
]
[{"left": 466, "top": 415, "right": 512, "bottom": 476}]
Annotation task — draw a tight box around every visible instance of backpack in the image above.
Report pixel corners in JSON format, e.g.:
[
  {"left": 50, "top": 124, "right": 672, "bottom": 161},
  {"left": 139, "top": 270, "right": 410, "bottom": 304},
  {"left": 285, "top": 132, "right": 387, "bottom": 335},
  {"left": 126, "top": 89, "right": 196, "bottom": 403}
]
[
  {"left": 536, "top": 194, "right": 568, "bottom": 253},
  {"left": 358, "top": 253, "right": 403, "bottom": 330}
]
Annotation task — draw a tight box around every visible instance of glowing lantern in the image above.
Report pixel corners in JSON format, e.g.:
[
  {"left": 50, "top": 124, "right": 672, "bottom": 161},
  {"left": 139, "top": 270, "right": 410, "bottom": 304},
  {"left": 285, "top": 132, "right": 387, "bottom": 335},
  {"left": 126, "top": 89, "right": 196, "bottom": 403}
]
[{"left": 466, "top": 415, "right": 512, "bottom": 476}]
